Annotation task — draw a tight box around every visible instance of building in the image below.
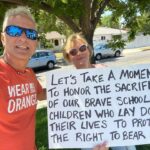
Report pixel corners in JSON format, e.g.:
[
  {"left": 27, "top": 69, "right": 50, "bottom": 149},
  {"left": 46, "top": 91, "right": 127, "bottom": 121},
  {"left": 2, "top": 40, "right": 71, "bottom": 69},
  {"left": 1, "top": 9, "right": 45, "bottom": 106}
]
[
  {"left": 93, "top": 27, "right": 127, "bottom": 45},
  {"left": 93, "top": 27, "right": 150, "bottom": 48},
  {"left": 45, "top": 31, "right": 66, "bottom": 50},
  {"left": 41, "top": 28, "right": 150, "bottom": 50}
]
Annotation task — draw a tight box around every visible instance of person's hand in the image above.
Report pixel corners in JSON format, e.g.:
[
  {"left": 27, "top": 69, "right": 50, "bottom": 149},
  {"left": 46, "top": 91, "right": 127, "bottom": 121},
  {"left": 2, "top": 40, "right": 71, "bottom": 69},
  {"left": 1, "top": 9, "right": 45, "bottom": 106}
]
[{"left": 93, "top": 142, "right": 108, "bottom": 150}]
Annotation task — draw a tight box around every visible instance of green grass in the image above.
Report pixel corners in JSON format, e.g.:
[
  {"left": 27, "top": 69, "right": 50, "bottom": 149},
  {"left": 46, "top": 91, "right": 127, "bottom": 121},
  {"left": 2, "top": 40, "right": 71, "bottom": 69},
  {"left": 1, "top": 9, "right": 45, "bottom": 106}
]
[
  {"left": 36, "top": 107, "right": 79, "bottom": 150},
  {"left": 36, "top": 108, "right": 150, "bottom": 150},
  {"left": 36, "top": 107, "right": 48, "bottom": 150}
]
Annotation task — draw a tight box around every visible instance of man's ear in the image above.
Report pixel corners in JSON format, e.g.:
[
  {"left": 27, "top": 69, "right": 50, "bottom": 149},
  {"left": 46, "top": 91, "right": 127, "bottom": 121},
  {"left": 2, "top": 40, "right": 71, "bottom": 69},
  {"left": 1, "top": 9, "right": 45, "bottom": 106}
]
[{"left": 1, "top": 33, "right": 5, "bottom": 47}]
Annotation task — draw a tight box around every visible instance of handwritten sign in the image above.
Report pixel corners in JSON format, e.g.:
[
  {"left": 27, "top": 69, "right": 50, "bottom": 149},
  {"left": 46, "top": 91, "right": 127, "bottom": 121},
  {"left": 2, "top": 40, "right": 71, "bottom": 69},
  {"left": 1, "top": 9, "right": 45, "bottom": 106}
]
[{"left": 46, "top": 63, "right": 150, "bottom": 149}]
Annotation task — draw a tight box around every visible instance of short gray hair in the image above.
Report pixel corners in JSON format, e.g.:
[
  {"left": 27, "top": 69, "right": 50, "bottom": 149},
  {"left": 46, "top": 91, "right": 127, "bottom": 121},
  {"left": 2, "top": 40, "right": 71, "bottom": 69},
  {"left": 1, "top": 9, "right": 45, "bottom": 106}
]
[{"left": 2, "top": 6, "right": 36, "bottom": 31}]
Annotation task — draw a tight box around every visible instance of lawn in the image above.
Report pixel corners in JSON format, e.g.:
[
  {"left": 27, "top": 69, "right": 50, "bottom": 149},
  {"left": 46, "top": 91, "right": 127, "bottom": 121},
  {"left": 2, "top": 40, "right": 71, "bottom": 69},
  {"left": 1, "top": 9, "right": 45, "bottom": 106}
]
[
  {"left": 36, "top": 107, "right": 150, "bottom": 150},
  {"left": 36, "top": 107, "right": 48, "bottom": 150},
  {"left": 35, "top": 107, "right": 79, "bottom": 150}
]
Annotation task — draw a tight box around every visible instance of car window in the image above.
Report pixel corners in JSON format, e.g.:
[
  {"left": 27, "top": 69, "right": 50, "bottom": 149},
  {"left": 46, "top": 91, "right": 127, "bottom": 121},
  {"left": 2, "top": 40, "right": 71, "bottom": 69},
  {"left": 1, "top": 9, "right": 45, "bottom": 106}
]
[
  {"left": 47, "top": 52, "right": 53, "bottom": 56},
  {"left": 32, "top": 53, "right": 39, "bottom": 58},
  {"left": 95, "top": 45, "right": 101, "bottom": 50},
  {"left": 103, "top": 45, "right": 107, "bottom": 49},
  {"left": 38, "top": 52, "right": 48, "bottom": 57}
]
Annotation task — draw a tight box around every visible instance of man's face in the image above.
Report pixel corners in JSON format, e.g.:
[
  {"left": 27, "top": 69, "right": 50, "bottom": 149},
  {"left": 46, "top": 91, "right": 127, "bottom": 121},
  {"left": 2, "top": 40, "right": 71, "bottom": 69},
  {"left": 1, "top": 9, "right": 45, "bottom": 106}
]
[{"left": 1, "top": 15, "right": 37, "bottom": 61}]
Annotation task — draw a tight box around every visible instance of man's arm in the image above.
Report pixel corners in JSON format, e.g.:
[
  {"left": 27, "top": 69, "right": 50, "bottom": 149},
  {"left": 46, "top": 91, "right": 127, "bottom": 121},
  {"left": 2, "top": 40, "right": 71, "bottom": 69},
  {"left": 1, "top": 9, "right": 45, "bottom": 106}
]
[{"left": 37, "top": 88, "right": 47, "bottom": 100}]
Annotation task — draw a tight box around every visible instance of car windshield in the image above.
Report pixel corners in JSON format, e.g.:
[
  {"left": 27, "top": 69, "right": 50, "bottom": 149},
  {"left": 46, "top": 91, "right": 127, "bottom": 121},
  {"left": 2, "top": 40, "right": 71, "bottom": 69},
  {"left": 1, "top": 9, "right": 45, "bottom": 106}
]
[
  {"left": 94, "top": 45, "right": 102, "bottom": 49},
  {"left": 94, "top": 44, "right": 109, "bottom": 49},
  {"left": 32, "top": 53, "right": 38, "bottom": 58}
]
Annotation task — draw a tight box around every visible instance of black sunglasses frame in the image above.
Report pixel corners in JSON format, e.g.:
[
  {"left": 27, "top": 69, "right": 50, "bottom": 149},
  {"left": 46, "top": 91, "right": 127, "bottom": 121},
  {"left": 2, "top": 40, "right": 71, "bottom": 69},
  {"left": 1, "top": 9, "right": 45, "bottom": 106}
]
[
  {"left": 69, "top": 44, "right": 88, "bottom": 56},
  {"left": 5, "top": 25, "right": 38, "bottom": 40}
]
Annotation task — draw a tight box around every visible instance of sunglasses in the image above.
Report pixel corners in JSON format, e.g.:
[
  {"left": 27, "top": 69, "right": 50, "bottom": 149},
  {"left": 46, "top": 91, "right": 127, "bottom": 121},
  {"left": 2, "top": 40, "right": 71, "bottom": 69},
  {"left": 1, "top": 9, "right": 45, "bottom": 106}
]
[
  {"left": 5, "top": 25, "right": 38, "bottom": 40},
  {"left": 69, "top": 45, "right": 87, "bottom": 56}
]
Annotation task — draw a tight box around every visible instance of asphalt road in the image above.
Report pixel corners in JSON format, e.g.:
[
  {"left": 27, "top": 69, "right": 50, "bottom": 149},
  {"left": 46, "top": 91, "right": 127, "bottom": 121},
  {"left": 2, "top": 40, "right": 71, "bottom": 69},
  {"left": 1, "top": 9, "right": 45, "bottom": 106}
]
[{"left": 98, "top": 49, "right": 150, "bottom": 67}]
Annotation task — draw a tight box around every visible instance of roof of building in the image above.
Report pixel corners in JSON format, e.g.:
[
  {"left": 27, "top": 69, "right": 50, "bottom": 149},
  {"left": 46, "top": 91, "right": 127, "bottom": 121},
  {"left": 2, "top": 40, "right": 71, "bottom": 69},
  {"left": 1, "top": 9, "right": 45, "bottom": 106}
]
[
  {"left": 94, "top": 27, "right": 127, "bottom": 35},
  {"left": 46, "top": 31, "right": 66, "bottom": 40}
]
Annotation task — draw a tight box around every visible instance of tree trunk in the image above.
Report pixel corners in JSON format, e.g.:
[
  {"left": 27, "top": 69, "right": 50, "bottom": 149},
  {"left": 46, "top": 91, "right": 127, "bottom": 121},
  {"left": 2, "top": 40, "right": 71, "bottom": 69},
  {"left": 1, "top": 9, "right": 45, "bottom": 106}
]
[{"left": 83, "top": 31, "right": 95, "bottom": 64}]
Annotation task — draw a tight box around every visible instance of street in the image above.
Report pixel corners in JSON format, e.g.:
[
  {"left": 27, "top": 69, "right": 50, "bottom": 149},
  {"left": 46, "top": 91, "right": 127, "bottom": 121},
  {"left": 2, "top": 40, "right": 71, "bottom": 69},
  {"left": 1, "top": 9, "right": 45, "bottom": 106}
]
[{"left": 99, "top": 49, "right": 150, "bottom": 67}]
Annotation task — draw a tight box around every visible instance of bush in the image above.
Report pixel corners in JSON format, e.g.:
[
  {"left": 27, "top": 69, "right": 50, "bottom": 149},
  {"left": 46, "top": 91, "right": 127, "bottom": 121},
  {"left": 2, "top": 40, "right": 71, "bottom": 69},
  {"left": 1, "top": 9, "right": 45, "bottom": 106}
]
[{"left": 107, "top": 35, "right": 126, "bottom": 51}]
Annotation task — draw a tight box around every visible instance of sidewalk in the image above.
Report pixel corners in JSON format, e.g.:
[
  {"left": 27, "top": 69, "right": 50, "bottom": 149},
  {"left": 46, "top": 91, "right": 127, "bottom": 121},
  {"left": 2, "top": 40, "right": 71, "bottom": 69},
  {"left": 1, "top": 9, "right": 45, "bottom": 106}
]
[
  {"left": 123, "top": 46, "right": 150, "bottom": 54},
  {"left": 37, "top": 100, "right": 47, "bottom": 109}
]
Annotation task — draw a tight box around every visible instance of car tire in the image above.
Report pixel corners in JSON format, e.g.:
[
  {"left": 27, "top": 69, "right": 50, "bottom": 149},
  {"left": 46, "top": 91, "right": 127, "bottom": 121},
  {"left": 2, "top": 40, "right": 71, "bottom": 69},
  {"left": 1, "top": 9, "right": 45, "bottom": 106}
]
[
  {"left": 95, "top": 53, "right": 102, "bottom": 60},
  {"left": 47, "top": 61, "right": 54, "bottom": 69},
  {"left": 115, "top": 51, "right": 121, "bottom": 57}
]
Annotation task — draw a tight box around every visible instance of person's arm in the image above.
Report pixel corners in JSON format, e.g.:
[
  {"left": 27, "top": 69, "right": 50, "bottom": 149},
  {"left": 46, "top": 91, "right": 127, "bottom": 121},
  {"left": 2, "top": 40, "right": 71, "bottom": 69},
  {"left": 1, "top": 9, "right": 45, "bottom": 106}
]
[{"left": 37, "top": 88, "right": 46, "bottom": 101}]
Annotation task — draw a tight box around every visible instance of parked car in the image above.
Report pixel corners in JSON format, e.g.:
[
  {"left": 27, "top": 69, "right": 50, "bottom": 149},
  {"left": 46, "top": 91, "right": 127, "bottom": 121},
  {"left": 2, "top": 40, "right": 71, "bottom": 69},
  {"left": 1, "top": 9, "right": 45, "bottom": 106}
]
[
  {"left": 94, "top": 44, "right": 122, "bottom": 60},
  {"left": 27, "top": 50, "right": 57, "bottom": 69}
]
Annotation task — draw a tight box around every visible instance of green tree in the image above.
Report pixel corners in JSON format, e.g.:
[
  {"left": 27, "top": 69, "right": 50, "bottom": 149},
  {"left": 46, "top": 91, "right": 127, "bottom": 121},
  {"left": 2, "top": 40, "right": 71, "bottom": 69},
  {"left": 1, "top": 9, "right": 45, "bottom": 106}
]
[
  {"left": 137, "top": 12, "right": 150, "bottom": 35},
  {"left": 0, "top": 0, "right": 150, "bottom": 45},
  {"left": 107, "top": 35, "right": 126, "bottom": 50},
  {"left": 0, "top": 0, "right": 112, "bottom": 47},
  {"left": 110, "top": 0, "right": 150, "bottom": 40},
  {"left": 100, "top": 14, "right": 120, "bottom": 29}
]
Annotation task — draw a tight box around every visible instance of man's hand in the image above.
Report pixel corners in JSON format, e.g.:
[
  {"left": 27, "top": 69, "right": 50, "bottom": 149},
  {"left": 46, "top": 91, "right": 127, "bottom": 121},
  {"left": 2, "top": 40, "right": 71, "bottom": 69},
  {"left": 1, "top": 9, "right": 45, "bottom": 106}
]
[{"left": 37, "top": 88, "right": 46, "bottom": 100}]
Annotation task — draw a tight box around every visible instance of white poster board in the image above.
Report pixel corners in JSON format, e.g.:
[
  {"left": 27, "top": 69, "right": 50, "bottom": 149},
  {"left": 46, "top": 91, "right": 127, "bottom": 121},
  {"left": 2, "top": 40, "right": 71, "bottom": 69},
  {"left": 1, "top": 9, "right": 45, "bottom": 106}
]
[{"left": 46, "top": 63, "right": 150, "bottom": 149}]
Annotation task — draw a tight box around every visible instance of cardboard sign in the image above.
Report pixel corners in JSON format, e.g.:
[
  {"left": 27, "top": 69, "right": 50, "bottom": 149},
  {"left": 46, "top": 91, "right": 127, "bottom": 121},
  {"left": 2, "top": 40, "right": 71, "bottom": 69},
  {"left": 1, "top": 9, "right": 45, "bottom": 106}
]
[{"left": 46, "top": 64, "right": 150, "bottom": 148}]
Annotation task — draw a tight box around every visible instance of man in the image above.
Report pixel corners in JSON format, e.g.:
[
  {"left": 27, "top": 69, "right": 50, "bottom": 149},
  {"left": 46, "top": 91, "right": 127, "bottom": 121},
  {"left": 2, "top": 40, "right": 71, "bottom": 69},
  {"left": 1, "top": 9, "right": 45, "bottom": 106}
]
[{"left": 0, "top": 6, "right": 45, "bottom": 150}]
